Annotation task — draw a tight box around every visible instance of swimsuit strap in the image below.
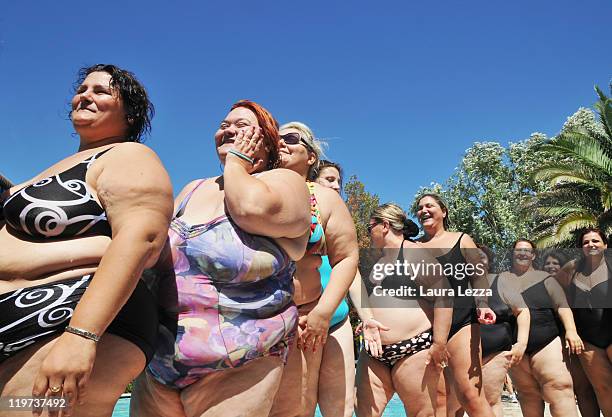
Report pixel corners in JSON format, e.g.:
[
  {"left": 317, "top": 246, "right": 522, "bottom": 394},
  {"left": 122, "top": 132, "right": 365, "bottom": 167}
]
[
  {"left": 306, "top": 182, "right": 327, "bottom": 255},
  {"left": 175, "top": 179, "right": 208, "bottom": 217}
]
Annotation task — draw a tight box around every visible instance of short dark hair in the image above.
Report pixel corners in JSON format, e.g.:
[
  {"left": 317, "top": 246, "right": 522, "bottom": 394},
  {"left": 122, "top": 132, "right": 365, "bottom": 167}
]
[
  {"left": 576, "top": 227, "right": 608, "bottom": 247},
  {"left": 477, "top": 244, "right": 495, "bottom": 272},
  {"left": 310, "top": 160, "right": 344, "bottom": 190},
  {"left": 73, "top": 64, "right": 154, "bottom": 142},
  {"left": 414, "top": 193, "right": 450, "bottom": 230}
]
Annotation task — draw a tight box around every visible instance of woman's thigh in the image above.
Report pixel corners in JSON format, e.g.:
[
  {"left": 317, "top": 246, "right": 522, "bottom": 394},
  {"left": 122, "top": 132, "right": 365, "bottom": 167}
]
[
  {"left": 530, "top": 337, "right": 573, "bottom": 390},
  {"left": 392, "top": 349, "right": 440, "bottom": 417},
  {"left": 355, "top": 351, "right": 394, "bottom": 417},
  {"left": 318, "top": 318, "right": 355, "bottom": 417},
  {"left": 481, "top": 351, "right": 511, "bottom": 405},
  {"left": 130, "top": 371, "right": 186, "bottom": 417},
  {"left": 446, "top": 324, "right": 484, "bottom": 394},
  {"left": 182, "top": 355, "right": 284, "bottom": 417},
  {"left": 1, "top": 334, "right": 144, "bottom": 417}
]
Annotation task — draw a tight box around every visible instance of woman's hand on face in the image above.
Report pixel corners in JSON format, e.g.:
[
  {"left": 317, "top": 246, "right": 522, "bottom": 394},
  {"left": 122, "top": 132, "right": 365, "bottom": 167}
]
[
  {"left": 32, "top": 332, "right": 97, "bottom": 416},
  {"left": 565, "top": 329, "right": 584, "bottom": 355},
  {"left": 226, "top": 126, "right": 264, "bottom": 173},
  {"left": 299, "top": 306, "right": 332, "bottom": 352},
  {"left": 362, "top": 318, "right": 390, "bottom": 357}
]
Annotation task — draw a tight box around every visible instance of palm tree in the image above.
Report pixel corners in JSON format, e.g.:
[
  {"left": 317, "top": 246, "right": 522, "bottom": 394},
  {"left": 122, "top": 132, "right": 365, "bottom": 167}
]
[{"left": 531, "top": 86, "right": 612, "bottom": 247}]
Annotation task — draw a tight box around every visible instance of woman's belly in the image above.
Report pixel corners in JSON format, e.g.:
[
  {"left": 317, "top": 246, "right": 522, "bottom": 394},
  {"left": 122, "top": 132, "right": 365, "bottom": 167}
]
[
  {"left": 293, "top": 254, "right": 323, "bottom": 306},
  {"left": 371, "top": 305, "right": 433, "bottom": 345},
  {"left": 0, "top": 224, "right": 109, "bottom": 292}
]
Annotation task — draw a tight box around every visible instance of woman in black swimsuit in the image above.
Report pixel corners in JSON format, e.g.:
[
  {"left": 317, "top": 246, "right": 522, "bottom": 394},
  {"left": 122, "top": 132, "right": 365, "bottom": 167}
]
[
  {"left": 455, "top": 245, "right": 530, "bottom": 417},
  {"left": 0, "top": 64, "right": 173, "bottom": 415},
  {"left": 544, "top": 249, "right": 601, "bottom": 417},
  {"left": 503, "top": 239, "right": 582, "bottom": 417},
  {"left": 414, "top": 193, "right": 497, "bottom": 417},
  {"left": 355, "top": 203, "right": 452, "bottom": 417},
  {"left": 561, "top": 229, "right": 611, "bottom": 416}
]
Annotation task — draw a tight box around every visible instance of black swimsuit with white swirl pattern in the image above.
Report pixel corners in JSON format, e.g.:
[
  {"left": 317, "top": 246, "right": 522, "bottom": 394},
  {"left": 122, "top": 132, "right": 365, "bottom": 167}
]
[{"left": 2, "top": 150, "right": 112, "bottom": 238}]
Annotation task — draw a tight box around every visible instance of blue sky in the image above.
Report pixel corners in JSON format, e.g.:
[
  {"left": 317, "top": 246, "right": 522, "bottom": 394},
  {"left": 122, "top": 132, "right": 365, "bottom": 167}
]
[{"left": 1, "top": 0, "right": 611, "bottom": 210}]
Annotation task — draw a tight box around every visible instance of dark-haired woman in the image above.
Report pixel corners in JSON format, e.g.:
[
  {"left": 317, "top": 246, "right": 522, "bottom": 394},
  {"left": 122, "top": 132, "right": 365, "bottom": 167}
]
[
  {"left": 414, "top": 193, "right": 496, "bottom": 417},
  {"left": 131, "top": 101, "right": 311, "bottom": 417},
  {"left": 269, "top": 123, "right": 358, "bottom": 417},
  {"left": 502, "top": 239, "right": 582, "bottom": 417},
  {"left": 309, "top": 158, "right": 356, "bottom": 417},
  {"left": 355, "top": 203, "right": 452, "bottom": 417},
  {"left": 544, "top": 249, "right": 601, "bottom": 417},
  {"left": 559, "top": 229, "right": 611, "bottom": 416},
  {"left": 450, "top": 245, "right": 530, "bottom": 417},
  {"left": 0, "top": 64, "right": 173, "bottom": 415}
]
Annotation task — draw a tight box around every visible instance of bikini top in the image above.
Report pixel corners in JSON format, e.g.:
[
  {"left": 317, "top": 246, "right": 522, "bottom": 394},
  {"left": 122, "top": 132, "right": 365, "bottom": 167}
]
[
  {"left": 2, "top": 149, "right": 112, "bottom": 238},
  {"left": 306, "top": 182, "right": 327, "bottom": 256},
  {"left": 167, "top": 179, "right": 294, "bottom": 287}
]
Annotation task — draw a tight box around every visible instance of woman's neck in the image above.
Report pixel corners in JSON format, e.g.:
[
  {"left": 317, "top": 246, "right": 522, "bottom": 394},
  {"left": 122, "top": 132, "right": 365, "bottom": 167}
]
[
  {"left": 423, "top": 224, "right": 445, "bottom": 241},
  {"left": 385, "top": 232, "right": 405, "bottom": 248},
  {"left": 583, "top": 253, "right": 604, "bottom": 274},
  {"left": 78, "top": 135, "right": 126, "bottom": 152},
  {"left": 511, "top": 264, "right": 533, "bottom": 277}
]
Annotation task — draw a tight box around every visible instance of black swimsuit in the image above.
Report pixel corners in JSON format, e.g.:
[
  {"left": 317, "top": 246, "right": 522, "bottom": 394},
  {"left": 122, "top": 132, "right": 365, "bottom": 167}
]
[
  {"left": 0, "top": 150, "right": 157, "bottom": 363},
  {"left": 480, "top": 275, "right": 516, "bottom": 357},
  {"left": 568, "top": 261, "right": 612, "bottom": 349},
  {"left": 520, "top": 278, "right": 559, "bottom": 354},
  {"left": 436, "top": 233, "right": 478, "bottom": 339}
]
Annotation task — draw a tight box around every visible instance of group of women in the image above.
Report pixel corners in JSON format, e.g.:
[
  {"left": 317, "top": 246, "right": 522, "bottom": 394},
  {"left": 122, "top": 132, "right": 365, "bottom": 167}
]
[{"left": 0, "top": 63, "right": 610, "bottom": 417}]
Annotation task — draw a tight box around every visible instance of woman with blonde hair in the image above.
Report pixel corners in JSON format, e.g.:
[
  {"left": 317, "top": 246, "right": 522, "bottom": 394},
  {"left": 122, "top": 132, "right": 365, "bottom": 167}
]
[
  {"left": 355, "top": 202, "right": 452, "bottom": 417},
  {"left": 269, "top": 121, "right": 359, "bottom": 417}
]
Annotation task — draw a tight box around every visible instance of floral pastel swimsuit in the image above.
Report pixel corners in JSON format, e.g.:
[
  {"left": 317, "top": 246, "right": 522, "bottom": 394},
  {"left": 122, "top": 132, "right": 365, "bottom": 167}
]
[{"left": 146, "top": 180, "right": 298, "bottom": 389}]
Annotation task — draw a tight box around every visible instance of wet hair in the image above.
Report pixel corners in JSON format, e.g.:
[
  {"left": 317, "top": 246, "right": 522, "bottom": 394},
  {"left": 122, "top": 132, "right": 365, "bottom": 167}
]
[
  {"left": 231, "top": 100, "right": 281, "bottom": 170},
  {"left": 371, "top": 203, "right": 419, "bottom": 239},
  {"left": 576, "top": 227, "right": 608, "bottom": 247},
  {"left": 477, "top": 244, "right": 495, "bottom": 273},
  {"left": 279, "top": 121, "right": 326, "bottom": 178},
  {"left": 310, "top": 160, "right": 344, "bottom": 190},
  {"left": 73, "top": 64, "right": 154, "bottom": 142},
  {"left": 414, "top": 193, "right": 450, "bottom": 230}
]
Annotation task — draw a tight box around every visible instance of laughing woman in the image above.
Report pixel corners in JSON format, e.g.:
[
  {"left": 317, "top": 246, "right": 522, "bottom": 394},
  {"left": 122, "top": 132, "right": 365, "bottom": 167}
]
[
  {"left": 0, "top": 64, "right": 173, "bottom": 416},
  {"left": 131, "top": 101, "right": 311, "bottom": 417},
  {"left": 414, "top": 193, "right": 497, "bottom": 417},
  {"left": 269, "top": 122, "right": 359, "bottom": 417},
  {"left": 501, "top": 239, "right": 581, "bottom": 417}
]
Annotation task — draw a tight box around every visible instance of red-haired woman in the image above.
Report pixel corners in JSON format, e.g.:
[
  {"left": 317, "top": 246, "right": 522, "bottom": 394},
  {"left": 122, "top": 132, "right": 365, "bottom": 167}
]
[{"left": 130, "top": 100, "right": 311, "bottom": 417}]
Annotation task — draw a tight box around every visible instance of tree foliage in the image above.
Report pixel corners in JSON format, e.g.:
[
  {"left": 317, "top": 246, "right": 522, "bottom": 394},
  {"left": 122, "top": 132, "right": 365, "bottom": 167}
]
[
  {"left": 344, "top": 174, "right": 380, "bottom": 249},
  {"left": 531, "top": 86, "right": 612, "bottom": 247}
]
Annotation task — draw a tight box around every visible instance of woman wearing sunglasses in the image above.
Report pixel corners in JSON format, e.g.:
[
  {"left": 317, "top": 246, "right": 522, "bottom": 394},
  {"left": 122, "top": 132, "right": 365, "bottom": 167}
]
[
  {"left": 356, "top": 203, "right": 452, "bottom": 417},
  {"left": 131, "top": 101, "right": 312, "bottom": 417},
  {"left": 269, "top": 122, "right": 359, "bottom": 417},
  {"left": 501, "top": 239, "right": 581, "bottom": 417}
]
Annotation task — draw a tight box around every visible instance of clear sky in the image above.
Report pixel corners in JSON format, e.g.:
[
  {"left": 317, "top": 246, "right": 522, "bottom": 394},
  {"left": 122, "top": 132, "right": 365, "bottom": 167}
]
[{"left": 1, "top": 0, "right": 611, "bottom": 209}]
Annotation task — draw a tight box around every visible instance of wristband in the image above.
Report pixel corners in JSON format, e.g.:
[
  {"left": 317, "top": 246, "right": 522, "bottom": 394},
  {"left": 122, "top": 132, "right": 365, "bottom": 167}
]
[
  {"left": 228, "top": 149, "right": 255, "bottom": 165},
  {"left": 65, "top": 326, "right": 100, "bottom": 343}
]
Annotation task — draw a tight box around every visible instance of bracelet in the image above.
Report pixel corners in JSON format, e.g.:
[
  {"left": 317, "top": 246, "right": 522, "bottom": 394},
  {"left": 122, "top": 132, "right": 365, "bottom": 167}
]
[
  {"left": 65, "top": 326, "right": 100, "bottom": 343},
  {"left": 228, "top": 149, "right": 255, "bottom": 165}
]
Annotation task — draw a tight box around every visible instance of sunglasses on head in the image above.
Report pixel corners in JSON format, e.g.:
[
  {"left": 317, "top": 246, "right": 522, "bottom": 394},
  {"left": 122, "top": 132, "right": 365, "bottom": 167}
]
[{"left": 281, "top": 132, "right": 311, "bottom": 149}]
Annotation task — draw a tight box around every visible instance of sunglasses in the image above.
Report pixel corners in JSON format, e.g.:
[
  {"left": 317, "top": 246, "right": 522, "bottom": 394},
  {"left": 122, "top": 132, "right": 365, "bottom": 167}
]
[
  {"left": 367, "top": 222, "right": 379, "bottom": 234},
  {"left": 281, "top": 132, "right": 312, "bottom": 149}
]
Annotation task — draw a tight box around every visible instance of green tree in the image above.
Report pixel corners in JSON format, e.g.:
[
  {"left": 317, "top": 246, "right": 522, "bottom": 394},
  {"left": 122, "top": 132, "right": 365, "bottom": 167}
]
[
  {"left": 412, "top": 136, "right": 551, "bottom": 251},
  {"left": 531, "top": 86, "right": 612, "bottom": 247},
  {"left": 344, "top": 175, "right": 380, "bottom": 249}
]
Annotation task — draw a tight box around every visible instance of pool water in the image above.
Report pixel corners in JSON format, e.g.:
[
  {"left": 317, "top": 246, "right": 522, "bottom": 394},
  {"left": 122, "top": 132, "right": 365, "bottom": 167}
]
[{"left": 112, "top": 395, "right": 406, "bottom": 416}]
